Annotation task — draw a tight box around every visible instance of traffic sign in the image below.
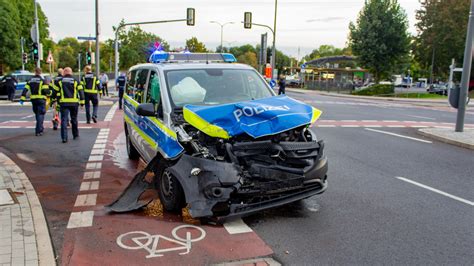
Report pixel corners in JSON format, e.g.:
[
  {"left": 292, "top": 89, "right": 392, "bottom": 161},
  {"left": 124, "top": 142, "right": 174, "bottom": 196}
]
[
  {"left": 269, "top": 79, "right": 276, "bottom": 88},
  {"left": 46, "top": 51, "right": 54, "bottom": 63},
  {"left": 301, "top": 63, "right": 306, "bottom": 69}
]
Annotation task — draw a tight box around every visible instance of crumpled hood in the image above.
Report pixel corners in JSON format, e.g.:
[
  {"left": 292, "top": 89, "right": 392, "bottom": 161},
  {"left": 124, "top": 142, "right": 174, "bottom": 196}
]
[{"left": 183, "top": 95, "right": 322, "bottom": 139}]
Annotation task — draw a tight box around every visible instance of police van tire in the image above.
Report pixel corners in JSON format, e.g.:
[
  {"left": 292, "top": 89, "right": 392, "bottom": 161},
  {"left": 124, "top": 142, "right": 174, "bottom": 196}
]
[
  {"left": 158, "top": 169, "right": 185, "bottom": 213},
  {"left": 125, "top": 125, "right": 139, "bottom": 160}
]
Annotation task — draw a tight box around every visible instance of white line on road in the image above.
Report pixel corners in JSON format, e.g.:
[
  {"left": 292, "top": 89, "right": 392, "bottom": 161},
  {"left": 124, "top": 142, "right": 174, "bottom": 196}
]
[
  {"left": 395, "top": 177, "right": 474, "bottom": 206},
  {"left": 83, "top": 171, "right": 101, "bottom": 180},
  {"left": 365, "top": 128, "right": 433, "bottom": 143},
  {"left": 74, "top": 194, "right": 97, "bottom": 207},
  {"left": 223, "top": 219, "right": 253, "bottom": 234},
  {"left": 67, "top": 211, "right": 94, "bottom": 229}
]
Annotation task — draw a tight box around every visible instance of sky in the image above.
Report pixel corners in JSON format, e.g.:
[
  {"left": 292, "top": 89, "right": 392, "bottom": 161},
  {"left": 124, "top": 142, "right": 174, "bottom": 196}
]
[{"left": 39, "top": 0, "right": 421, "bottom": 58}]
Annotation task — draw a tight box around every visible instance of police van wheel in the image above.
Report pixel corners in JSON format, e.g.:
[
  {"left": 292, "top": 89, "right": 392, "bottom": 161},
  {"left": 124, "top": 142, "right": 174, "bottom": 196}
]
[
  {"left": 125, "top": 126, "right": 139, "bottom": 160},
  {"left": 158, "top": 169, "right": 185, "bottom": 213}
]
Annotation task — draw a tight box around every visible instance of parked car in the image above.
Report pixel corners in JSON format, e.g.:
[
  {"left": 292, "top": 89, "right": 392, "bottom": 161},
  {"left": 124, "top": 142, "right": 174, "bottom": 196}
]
[
  {"left": 107, "top": 52, "right": 328, "bottom": 221},
  {"left": 427, "top": 84, "right": 447, "bottom": 95}
]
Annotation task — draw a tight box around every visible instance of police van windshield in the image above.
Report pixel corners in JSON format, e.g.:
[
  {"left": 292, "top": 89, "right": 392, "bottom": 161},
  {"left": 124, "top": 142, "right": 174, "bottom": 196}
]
[{"left": 165, "top": 69, "right": 274, "bottom": 107}]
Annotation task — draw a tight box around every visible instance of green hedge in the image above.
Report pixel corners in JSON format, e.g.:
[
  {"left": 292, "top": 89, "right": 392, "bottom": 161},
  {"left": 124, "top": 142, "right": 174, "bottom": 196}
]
[{"left": 352, "top": 84, "right": 394, "bottom": 96}]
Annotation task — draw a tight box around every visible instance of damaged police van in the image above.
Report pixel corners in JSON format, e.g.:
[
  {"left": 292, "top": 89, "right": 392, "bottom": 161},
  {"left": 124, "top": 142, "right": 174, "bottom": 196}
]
[{"left": 107, "top": 52, "right": 328, "bottom": 221}]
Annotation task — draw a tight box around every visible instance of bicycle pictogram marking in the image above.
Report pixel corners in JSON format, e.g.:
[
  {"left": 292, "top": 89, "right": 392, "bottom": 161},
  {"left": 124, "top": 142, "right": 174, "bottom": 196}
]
[{"left": 116, "top": 225, "right": 206, "bottom": 258}]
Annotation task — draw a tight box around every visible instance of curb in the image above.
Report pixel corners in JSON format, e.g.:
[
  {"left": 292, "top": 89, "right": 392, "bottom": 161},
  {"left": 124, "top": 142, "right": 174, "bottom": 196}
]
[
  {"left": 287, "top": 88, "right": 451, "bottom": 104},
  {"left": 417, "top": 129, "right": 474, "bottom": 150},
  {"left": 0, "top": 100, "right": 114, "bottom": 107},
  {"left": 0, "top": 152, "right": 56, "bottom": 266}
]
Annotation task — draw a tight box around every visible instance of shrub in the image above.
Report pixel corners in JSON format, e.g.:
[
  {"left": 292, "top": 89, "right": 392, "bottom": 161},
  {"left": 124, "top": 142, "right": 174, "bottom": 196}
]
[{"left": 352, "top": 84, "right": 394, "bottom": 96}]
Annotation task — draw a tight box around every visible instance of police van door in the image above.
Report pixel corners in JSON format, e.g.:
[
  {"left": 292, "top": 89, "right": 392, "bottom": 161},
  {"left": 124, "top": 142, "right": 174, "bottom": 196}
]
[{"left": 129, "top": 68, "right": 152, "bottom": 162}]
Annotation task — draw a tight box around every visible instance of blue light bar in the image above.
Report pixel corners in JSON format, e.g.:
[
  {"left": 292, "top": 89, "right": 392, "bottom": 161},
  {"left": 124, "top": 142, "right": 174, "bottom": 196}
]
[
  {"left": 149, "top": 52, "right": 237, "bottom": 64},
  {"left": 221, "top": 53, "right": 237, "bottom": 63}
]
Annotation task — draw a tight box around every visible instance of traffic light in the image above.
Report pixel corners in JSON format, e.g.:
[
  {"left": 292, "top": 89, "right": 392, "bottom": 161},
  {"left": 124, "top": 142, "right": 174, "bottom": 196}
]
[
  {"left": 244, "top": 12, "right": 252, "bottom": 29},
  {"left": 22, "top": 53, "right": 28, "bottom": 64},
  {"left": 86, "top": 52, "right": 92, "bottom": 65},
  {"left": 32, "top": 43, "right": 39, "bottom": 61},
  {"left": 187, "top": 8, "right": 195, "bottom": 26}
]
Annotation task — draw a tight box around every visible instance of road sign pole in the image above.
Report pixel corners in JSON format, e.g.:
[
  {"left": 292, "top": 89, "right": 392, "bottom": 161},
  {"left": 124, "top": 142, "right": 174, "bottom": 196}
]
[
  {"left": 95, "top": 0, "right": 100, "bottom": 78},
  {"left": 34, "top": 0, "right": 40, "bottom": 68},
  {"left": 272, "top": 0, "right": 277, "bottom": 75},
  {"left": 20, "top": 38, "right": 25, "bottom": 71},
  {"left": 456, "top": 0, "right": 474, "bottom": 132},
  {"left": 78, "top": 53, "right": 82, "bottom": 81}
]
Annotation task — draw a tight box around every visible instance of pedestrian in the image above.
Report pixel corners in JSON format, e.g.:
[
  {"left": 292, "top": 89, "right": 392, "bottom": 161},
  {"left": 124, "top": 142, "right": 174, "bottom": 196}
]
[
  {"left": 278, "top": 74, "right": 286, "bottom": 95},
  {"left": 100, "top": 72, "right": 109, "bottom": 97},
  {"left": 20, "top": 68, "right": 51, "bottom": 136},
  {"left": 82, "top": 65, "right": 101, "bottom": 123},
  {"left": 56, "top": 67, "right": 84, "bottom": 143},
  {"left": 116, "top": 72, "right": 127, "bottom": 109},
  {"left": 49, "top": 68, "right": 64, "bottom": 130},
  {"left": 1, "top": 74, "right": 18, "bottom": 101}
]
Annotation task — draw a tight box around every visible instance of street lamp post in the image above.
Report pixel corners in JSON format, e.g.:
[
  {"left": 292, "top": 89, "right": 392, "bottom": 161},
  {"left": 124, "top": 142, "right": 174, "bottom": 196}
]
[
  {"left": 114, "top": 19, "right": 189, "bottom": 79},
  {"left": 210, "top": 21, "right": 234, "bottom": 52},
  {"left": 95, "top": 0, "right": 100, "bottom": 78}
]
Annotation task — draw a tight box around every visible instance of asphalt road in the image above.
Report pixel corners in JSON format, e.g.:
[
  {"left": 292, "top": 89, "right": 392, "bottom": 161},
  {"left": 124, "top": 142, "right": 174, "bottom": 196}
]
[
  {"left": 245, "top": 92, "right": 474, "bottom": 265},
  {"left": 0, "top": 92, "right": 473, "bottom": 265}
]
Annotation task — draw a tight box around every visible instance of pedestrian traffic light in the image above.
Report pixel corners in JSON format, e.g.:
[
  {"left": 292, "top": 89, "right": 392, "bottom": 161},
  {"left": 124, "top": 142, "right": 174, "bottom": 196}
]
[
  {"left": 32, "top": 43, "right": 39, "bottom": 61},
  {"left": 244, "top": 12, "right": 252, "bottom": 29},
  {"left": 86, "top": 52, "right": 92, "bottom": 65},
  {"left": 22, "top": 53, "right": 28, "bottom": 64},
  {"left": 187, "top": 8, "right": 195, "bottom": 26}
]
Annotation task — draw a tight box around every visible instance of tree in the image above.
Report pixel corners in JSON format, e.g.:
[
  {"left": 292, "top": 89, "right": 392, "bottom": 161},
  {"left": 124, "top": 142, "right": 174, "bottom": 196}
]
[
  {"left": 414, "top": 0, "right": 470, "bottom": 80},
  {"left": 117, "top": 24, "right": 169, "bottom": 70},
  {"left": 186, "top": 37, "right": 208, "bottom": 53},
  {"left": 349, "top": 0, "right": 410, "bottom": 82},
  {"left": 0, "top": 0, "right": 21, "bottom": 73},
  {"left": 304, "top": 45, "right": 349, "bottom": 61},
  {"left": 237, "top": 51, "right": 258, "bottom": 69},
  {"left": 0, "top": 0, "right": 50, "bottom": 73}
]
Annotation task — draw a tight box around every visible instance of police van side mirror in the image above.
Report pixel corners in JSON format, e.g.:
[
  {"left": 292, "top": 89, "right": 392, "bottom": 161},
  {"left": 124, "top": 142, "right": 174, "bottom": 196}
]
[{"left": 136, "top": 103, "right": 156, "bottom": 116}]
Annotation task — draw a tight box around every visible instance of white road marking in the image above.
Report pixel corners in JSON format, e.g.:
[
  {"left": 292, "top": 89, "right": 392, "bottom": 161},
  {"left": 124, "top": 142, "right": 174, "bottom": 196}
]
[
  {"left": 67, "top": 211, "right": 94, "bottom": 229},
  {"left": 363, "top": 125, "right": 382, "bottom": 128},
  {"left": 90, "top": 149, "right": 105, "bottom": 155},
  {"left": 97, "top": 135, "right": 108, "bottom": 139},
  {"left": 86, "top": 162, "right": 102, "bottom": 170},
  {"left": 83, "top": 171, "right": 101, "bottom": 180},
  {"left": 88, "top": 155, "right": 104, "bottom": 162},
  {"left": 341, "top": 120, "right": 357, "bottom": 122},
  {"left": 382, "top": 120, "right": 398, "bottom": 122},
  {"left": 79, "top": 181, "right": 100, "bottom": 191},
  {"left": 341, "top": 125, "right": 360, "bottom": 127},
  {"left": 365, "top": 128, "right": 433, "bottom": 143},
  {"left": 0, "top": 126, "right": 21, "bottom": 129},
  {"left": 16, "top": 153, "right": 36, "bottom": 164},
  {"left": 74, "top": 194, "right": 97, "bottom": 207},
  {"left": 395, "top": 177, "right": 474, "bottom": 206},
  {"left": 92, "top": 144, "right": 106, "bottom": 149},
  {"left": 223, "top": 219, "right": 253, "bottom": 234},
  {"left": 316, "top": 125, "right": 336, "bottom": 128},
  {"left": 387, "top": 125, "right": 406, "bottom": 128},
  {"left": 95, "top": 139, "right": 107, "bottom": 144},
  {"left": 405, "top": 114, "right": 436, "bottom": 120}
]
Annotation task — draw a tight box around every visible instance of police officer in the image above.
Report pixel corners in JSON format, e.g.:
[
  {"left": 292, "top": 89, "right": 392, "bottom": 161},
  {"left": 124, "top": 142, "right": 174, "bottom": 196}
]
[
  {"left": 1, "top": 74, "right": 18, "bottom": 101},
  {"left": 56, "top": 67, "right": 85, "bottom": 143},
  {"left": 116, "top": 72, "right": 127, "bottom": 109},
  {"left": 278, "top": 74, "right": 286, "bottom": 95},
  {"left": 49, "top": 68, "right": 63, "bottom": 130},
  {"left": 82, "top": 65, "right": 101, "bottom": 123},
  {"left": 20, "top": 68, "right": 51, "bottom": 136}
]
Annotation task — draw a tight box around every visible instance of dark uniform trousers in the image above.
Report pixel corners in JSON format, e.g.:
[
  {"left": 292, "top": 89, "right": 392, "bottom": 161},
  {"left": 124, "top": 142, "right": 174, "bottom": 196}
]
[
  {"left": 32, "top": 99, "right": 46, "bottom": 134},
  {"left": 7, "top": 86, "right": 16, "bottom": 101},
  {"left": 60, "top": 104, "right": 79, "bottom": 140},
  {"left": 84, "top": 93, "right": 99, "bottom": 122},
  {"left": 118, "top": 88, "right": 124, "bottom": 109}
]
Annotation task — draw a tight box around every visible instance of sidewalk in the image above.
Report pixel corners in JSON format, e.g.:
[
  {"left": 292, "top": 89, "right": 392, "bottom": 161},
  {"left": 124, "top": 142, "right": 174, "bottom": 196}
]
[
  {"left": 0, "top": 152, "right": 55, "bottom": 266},
  {"left": 418, "top": 128, "right": 474, "bottom": 150}
]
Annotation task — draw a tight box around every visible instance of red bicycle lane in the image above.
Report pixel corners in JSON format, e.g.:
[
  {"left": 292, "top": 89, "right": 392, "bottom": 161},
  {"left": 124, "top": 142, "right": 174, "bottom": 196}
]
[{"left": 61, "top": 106, "right": 273, "bottom": 265}]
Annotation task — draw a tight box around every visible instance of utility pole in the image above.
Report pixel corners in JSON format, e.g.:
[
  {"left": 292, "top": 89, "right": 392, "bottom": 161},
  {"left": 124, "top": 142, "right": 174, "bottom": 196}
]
[
  {"left": 95, "top": 0, "right": 100, "bottom": 78},
  {"left": 34, "top": 0, "right": 40, "bottom": 68},
  {"left": 20, "top": 38, "right": 25, "bottom": 71},
  {"left": 456, "top": 0, "right": 474, "bottom": 132},
  {"left": 272, "top": 0, "right": 278, "bottom": 78}
]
